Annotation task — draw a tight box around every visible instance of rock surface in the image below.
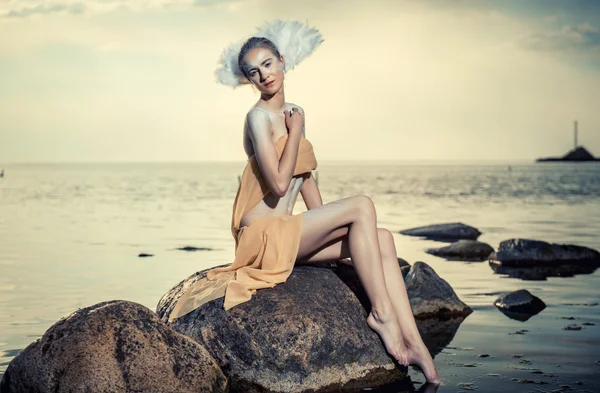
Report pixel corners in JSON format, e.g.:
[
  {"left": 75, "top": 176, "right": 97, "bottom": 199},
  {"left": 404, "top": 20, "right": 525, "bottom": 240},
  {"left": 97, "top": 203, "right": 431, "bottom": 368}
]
[
  {"left": 404, "top": 262, "right": 473, "bottom": 318},
  {"left": 0, "top": 300, "right": 227, "bottom": 393},
  {"left": 426, "top": 240, "right": 494, "bottom": 261},
  {"left": 494, "top": 289, "right": 546, "bottom": 321},
  {"left": 158, "top": 265, "right": 405, "bottom": 393},
  {"left": 333, "top": 261, "right": 472, "bottom": 319},
  {"left": 489, "top": 238, "right": 600, "bottom": 267},
  {"left": 399, "top": 223, "right": 481, "bottom": 241}
]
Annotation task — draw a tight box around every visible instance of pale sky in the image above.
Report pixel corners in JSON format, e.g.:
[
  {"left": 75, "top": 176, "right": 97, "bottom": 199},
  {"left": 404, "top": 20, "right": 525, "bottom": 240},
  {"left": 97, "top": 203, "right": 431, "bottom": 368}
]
[{"left": 1, "top": 0, "right": 599, "bottom": 162}]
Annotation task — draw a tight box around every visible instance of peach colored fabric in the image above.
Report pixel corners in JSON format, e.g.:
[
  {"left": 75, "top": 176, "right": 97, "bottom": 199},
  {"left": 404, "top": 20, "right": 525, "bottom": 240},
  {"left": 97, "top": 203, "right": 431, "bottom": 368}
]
[{"left": 168, "top": 134, "right": 318, "bottom": 322}]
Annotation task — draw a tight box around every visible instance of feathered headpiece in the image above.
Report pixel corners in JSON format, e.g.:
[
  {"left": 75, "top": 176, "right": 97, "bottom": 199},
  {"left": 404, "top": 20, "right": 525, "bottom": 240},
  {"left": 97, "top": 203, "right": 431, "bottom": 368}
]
[{"left": 215, "top": 19, "right": 324, "bottom": 88}]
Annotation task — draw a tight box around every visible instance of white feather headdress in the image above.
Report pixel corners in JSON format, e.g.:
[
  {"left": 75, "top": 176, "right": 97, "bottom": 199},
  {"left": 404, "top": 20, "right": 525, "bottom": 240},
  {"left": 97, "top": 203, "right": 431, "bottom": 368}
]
[{"left": 215, "top": 19, "right": 324, "bottom": 88}]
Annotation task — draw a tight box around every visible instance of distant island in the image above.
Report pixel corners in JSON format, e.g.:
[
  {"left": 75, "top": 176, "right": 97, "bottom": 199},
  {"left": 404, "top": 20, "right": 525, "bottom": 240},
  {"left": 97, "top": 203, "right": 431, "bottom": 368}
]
[{"left": 536, "top": 121, "right": 599, "bottom": 162}]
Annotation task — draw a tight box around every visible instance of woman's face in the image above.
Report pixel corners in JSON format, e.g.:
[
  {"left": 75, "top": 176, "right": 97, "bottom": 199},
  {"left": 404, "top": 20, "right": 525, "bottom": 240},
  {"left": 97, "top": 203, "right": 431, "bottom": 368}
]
[{"left": 242, "top": 47, "right": 284, "bottom": 94}]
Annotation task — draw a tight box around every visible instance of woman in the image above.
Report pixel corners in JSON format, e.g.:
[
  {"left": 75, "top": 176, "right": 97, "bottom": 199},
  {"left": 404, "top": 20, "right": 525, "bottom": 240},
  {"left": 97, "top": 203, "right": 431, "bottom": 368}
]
[{"left": 235, "top": 36, "right": 440, "bottom": 384}]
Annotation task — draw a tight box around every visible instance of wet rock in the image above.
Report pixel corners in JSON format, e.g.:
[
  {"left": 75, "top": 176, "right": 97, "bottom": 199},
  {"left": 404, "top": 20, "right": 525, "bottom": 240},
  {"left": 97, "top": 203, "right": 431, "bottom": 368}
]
[
  {"left": 425, "top": 240, "right": 494, "bottom": 261},
  {"left": 563, "top": 324, "right": 582, "bottom": 331},
  {"left": 138, "top": 253, "right": 154, "bottom": 257},
  {"left": 158, "top": 266, "right": 405, "bottom": 393},
  {"left": 0, "top": 300, "right": 226, "bottom": 393},
  {"left": 404, "top": 262, "right": 473, "bottom": 318},
  {"left": 399, "top": 223, "right": 481, "bottom": 241},
  {"left": 489, "top": 238, "right": 600, "bottom": 267},
  {"left": 494, "top": 290, "right": 546, "bottom": 321},
  {"left": 334, "top": 261, "right": 472, "bottom": 319}
]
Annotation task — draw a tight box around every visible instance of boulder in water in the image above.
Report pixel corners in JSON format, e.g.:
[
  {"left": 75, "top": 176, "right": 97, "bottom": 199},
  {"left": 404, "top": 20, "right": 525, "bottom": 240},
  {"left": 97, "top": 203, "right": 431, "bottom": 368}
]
[
  {"left": 489, "top": 238, "right": 600, "bottom": 267},
  {"left": 0, "top": 300, "right": 227, "bottom": 393},
  {"left": 158, "top": 265, "right": 405, "bottom": 393}
]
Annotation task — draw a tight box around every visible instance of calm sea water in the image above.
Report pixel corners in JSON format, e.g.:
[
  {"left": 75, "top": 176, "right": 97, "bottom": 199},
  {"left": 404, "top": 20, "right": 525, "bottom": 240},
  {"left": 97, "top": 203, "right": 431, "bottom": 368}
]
[{"left": 1, "top": 161, "right": 599, "bottom": 392}]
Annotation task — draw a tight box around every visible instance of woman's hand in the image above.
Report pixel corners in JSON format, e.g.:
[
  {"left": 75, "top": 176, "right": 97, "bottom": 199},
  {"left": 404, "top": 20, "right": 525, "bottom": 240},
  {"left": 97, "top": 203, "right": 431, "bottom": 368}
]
[{"left": 284, "top": 107, "right": 304, "bottom": 135}]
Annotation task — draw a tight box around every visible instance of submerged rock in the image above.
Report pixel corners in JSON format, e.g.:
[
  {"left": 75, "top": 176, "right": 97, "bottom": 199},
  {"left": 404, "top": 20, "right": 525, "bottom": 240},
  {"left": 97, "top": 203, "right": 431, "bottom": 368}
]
[
  {"left": 0, "top": 300, "right": 227, "bottom": 393},
  {"left": 175, "top": 246, "right": 212, "bottom": 252},
  {"left": 158, "top": 266, "right": 405, "bottom": 393},
  {"left": 399, "top": 223, "right": 481, "bottom": 241},
  {"left": 426, "top": 240, "right": 494, "bottom": 261},
  {"left": 334, "top": 261, "right": 472, "bottom": 319},
  {"left": 489, "top": 238, "right": 600, "bottom": 267},
  {"left": 494, "top": 289, "right": 546, "bottom": 321}
]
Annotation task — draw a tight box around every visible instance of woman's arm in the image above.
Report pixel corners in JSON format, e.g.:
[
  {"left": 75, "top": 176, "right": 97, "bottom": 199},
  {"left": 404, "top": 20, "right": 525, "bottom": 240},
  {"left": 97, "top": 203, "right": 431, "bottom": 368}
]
[
  {"left": 246, "top": 108, "right": 304, "bottom": 197},
  {"left": 294, "top": 105, "right": 323, "bottom": 209},
  {"left": 300, "top": 172, "right": 323, "bottom": 210}
]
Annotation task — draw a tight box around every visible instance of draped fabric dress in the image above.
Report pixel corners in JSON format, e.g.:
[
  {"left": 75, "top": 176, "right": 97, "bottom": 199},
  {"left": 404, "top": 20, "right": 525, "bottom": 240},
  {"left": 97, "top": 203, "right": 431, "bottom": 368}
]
[{"left": 168, "top": 134, "right": 318, "bottom": 322}]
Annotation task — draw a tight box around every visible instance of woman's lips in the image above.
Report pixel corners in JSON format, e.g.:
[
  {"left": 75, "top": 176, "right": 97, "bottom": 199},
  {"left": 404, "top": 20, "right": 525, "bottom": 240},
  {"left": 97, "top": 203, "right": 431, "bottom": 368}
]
[{"left": 265, "top": 80, "right": 274, "bottom": 87}]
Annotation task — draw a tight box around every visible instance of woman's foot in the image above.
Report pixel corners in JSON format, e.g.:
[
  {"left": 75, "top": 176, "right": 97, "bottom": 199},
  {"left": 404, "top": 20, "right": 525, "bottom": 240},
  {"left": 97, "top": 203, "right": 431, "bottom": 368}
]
[
  {"left": 405, "top": 339, "right": 441, "bottom": 384},
  {"left": 366, "top": 310, "right": 408, "bottom": 365}
]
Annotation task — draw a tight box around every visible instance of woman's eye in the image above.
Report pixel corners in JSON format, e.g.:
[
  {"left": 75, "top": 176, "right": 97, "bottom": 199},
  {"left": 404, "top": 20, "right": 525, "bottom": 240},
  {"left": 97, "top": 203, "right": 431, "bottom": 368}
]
[{"left": 265, "top": 63, "right": 271, "bottom": 67}]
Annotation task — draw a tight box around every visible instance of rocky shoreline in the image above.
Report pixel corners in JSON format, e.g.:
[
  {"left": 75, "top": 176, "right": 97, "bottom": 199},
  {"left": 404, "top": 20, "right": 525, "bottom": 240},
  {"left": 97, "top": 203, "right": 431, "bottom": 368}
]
[{"left": 2, "top": 221, "right": 599, "bottom": 392}]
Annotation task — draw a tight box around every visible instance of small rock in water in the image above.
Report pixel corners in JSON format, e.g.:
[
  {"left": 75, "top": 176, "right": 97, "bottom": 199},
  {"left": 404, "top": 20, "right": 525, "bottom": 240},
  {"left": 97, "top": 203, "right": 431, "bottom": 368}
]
[
  {"left": 487, "top": 373, "right": 500, "bottom": 377},
  {"left": 511, "top": 354, "right": 524, "bottom": 358},
  {"left": 563, "top": 324, "right": 582, "bottom": 330},
  {"left": 582, "top": 322, "right": 595, "bottom": 326},
  {"left": 560, "top": 316, "right": 578, "bottom": 320},
  {"left": 510, "top": 378, "right": 548, "bottom": 384},
  {"left": 399, "top": 222, "right": 481, "bottom": 241},
  {"left": 138, "top": 253, "right": 154, "bottom": 257},
  {"left": 509, "top": 329, "right": 529, "bottom": 335},
  {"left": 176, "top": 246, "right": 212, "bottom": 252},
  {"left": 478, "top": 354, "right": 490, "bottom": 358},
  {"left": 518, "top": 359, "right": 533, "bottom": 365},
  {"left": 461, "top": 363, "right": 479, "bottom": 367},
  {"left": 457, "top": 382, "right": 478, "bottom": 390},
  {"left": 494, "top": 289, "right": 546, "bottom": 321},
  {"left": 425, "top": 240, "right": 494, "bottom": 261},
  {"left": 531, "top": 369, "right": 544, "bottom": 374}
]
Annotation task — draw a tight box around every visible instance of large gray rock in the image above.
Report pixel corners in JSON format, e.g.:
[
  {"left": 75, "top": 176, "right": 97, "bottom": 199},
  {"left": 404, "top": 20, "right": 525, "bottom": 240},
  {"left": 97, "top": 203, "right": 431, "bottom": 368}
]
[
  {"left": 426, "top": 240, "right": 494, "bottom": 261},
  {"left": 404, "top": 262, "right": 472, "bottom": 318},
  {"left": 0, "top": 300, "right": 227, "bottom": 393},
  {"left": 489, "top": 238, "right": 600, "bottom": 267},
  {"left": 399, "top": 223, "right": 481, "bottom": 241},
  {"left": 333, "top": 261, "right": 471, "bottom": 319},
  {"left": 158, "top": 266, "right": 405, "bottom": 393},
  {"left": 494, "top": 289, "right": 546, "bottom": 321}
]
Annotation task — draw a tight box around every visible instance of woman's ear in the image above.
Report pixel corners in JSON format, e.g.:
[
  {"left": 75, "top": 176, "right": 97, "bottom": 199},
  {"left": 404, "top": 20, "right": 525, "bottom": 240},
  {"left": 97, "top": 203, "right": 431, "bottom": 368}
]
[{"left": 280, "top": 55, "right": 285, "bottom": 71}]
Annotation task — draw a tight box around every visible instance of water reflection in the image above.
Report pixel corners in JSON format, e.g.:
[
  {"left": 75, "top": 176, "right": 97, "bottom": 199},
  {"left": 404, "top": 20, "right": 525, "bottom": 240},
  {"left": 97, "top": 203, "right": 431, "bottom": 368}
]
[
  {"left": 359, "top": 379, "right": 440, "bottom": 393},
  {"left": 489, "top": 261, "right": 599, "bottom": 280}
]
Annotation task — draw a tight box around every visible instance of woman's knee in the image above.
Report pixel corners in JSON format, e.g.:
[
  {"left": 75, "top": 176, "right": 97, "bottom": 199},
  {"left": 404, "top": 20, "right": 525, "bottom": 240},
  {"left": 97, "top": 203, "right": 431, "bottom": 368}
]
[{"left": 349, "top": 194, "right": 376, "bottom": 220}]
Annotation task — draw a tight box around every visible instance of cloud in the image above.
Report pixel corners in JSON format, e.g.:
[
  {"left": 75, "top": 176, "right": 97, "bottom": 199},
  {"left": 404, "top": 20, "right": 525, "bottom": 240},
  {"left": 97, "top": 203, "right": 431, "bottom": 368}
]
[
  {"left": 4, "top": 2, "right": 86, "bottom": 18},
  {"left": 520, "top": 22, "right": 600, "bottom": 52}
]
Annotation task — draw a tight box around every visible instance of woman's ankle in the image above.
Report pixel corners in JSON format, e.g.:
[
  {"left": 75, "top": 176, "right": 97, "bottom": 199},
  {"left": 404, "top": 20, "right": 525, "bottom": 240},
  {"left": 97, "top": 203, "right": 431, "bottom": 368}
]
[{"left": 369, "top": 304, "right": 395, "bottom": 323}]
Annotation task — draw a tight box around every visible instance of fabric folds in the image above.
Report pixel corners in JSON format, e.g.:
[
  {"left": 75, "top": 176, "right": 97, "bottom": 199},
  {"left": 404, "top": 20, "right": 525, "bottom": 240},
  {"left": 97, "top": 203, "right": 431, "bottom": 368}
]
[{"left": 168, "top": 134, "right": 317, "bottom": 322}]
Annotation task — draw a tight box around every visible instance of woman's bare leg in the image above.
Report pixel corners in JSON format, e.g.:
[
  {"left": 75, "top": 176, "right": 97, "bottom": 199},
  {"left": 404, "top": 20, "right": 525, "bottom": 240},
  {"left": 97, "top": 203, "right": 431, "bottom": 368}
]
[
  {"left": 377, "top": 228, "right": 440, "bottom": 384},
  {"left": 296, "top": 195, "right": 408, "bottom": 365},
  {"left": 295, "top": 218, "right": 440, "bottom": 383}
]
